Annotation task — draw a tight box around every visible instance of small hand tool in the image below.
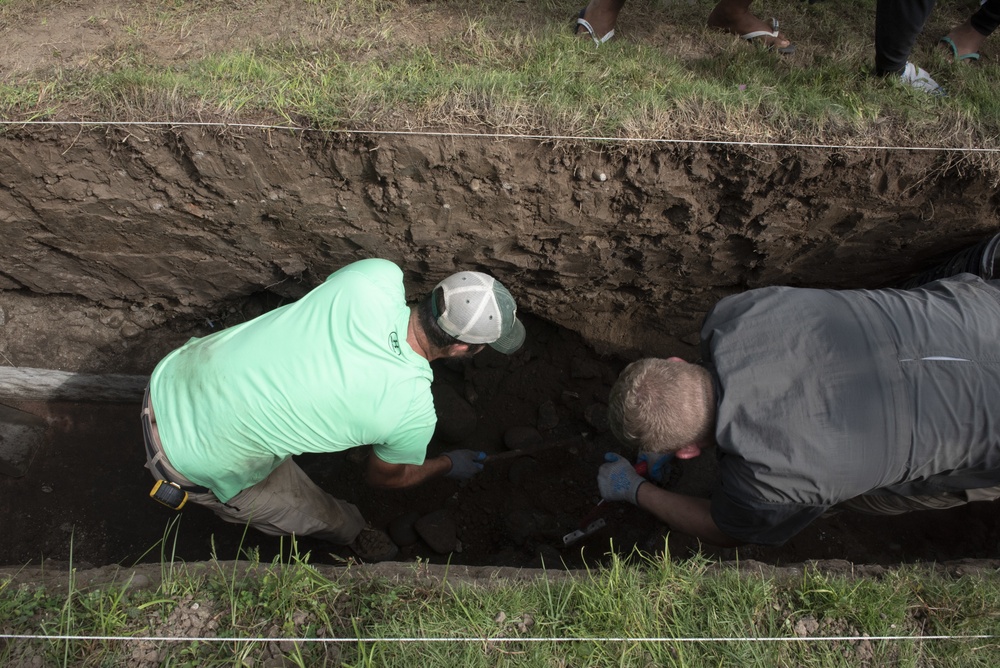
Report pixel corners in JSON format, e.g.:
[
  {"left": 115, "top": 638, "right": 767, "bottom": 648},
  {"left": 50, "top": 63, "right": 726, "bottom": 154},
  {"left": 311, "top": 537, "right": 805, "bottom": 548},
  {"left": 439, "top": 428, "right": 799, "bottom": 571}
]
[
  {"left": 484, "top": 435, "right": 584, "bottom": 463},
  {"left": 562, "top": 517, "right": 607, "bottom": 546},
  {"left": 561, "top": 458, "right": 651, "bottom": 547}
]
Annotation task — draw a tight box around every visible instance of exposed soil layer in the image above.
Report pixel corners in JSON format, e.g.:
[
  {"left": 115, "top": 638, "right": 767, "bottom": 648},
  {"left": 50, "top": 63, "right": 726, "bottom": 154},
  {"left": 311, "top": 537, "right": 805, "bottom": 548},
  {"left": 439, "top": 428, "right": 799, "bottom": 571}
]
[
  {"left": 2, "top": 23, "right": 1000, "bottom": 567},
  {"left": 3, "top": 309, "right": 1000, "bottom": 571}
]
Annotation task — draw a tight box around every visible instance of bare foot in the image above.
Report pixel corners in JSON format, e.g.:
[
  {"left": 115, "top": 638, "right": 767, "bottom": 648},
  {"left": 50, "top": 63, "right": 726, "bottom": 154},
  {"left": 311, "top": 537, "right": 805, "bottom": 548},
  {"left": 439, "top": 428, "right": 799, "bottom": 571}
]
[
  {"left": 707, "top": 4, "right": 793, "bottom": 52},
  {"left": 939, "top": 20, "right": 985, "bottom": 61},
  {"left": 576, "top": 0, "right": 624, "bottom": 42}
]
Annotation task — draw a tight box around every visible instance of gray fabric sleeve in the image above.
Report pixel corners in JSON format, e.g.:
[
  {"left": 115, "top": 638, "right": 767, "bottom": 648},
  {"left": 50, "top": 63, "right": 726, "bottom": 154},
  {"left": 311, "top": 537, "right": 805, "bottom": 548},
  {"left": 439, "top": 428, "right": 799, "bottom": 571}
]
[{"left": 711, "top": 489, "right": 829, "bottom": 546}]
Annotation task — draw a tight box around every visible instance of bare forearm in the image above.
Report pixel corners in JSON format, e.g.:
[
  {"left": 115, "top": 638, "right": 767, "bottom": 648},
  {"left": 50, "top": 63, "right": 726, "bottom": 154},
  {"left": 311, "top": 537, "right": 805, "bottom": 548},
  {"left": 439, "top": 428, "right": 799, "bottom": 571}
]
[
  {"left": 635, "top": 483, "right": 741, "bottom": 547},
  {"left": 367, "top": 455, "right": 452, "bottom": 489}
]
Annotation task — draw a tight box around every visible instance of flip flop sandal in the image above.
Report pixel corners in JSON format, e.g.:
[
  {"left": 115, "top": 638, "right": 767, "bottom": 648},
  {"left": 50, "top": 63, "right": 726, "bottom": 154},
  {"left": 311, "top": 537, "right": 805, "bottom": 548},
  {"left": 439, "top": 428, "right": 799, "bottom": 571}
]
[
  {"left": 939, "top": 36, "right": 980, "bottom": 62},
  {"left": 576, "top": 8, "right": 615, "bottom": 46},
  {"left": 740, "top": 18, "right": 796, "bottom": 55}
]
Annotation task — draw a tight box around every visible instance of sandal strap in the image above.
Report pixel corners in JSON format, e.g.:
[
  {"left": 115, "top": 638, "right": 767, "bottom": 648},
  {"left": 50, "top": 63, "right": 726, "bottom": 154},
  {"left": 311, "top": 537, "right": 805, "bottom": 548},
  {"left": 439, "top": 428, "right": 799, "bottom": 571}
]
[
  {"left": 741, "top": 17, "right": 780, "bottom": 41},
  {"left": 576, "top": 17, "right": 615, "bottom": 46}
]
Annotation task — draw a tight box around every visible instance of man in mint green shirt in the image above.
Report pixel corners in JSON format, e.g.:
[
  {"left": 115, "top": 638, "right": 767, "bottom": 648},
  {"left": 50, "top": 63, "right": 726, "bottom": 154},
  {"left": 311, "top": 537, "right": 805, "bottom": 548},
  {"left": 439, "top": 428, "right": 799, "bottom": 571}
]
[{"left": 142, "top": 258, "right": 525, "bottom": 560}]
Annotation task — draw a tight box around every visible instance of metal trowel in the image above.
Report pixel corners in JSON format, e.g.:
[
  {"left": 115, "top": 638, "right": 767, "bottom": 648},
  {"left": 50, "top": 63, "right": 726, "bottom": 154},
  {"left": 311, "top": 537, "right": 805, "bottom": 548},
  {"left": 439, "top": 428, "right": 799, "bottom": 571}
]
[
  {"left": 562, "top": 518, "right": 607, "bottom": 547},
  {"left": 0, "top": 403, "right": 48, "bottom": 477}
]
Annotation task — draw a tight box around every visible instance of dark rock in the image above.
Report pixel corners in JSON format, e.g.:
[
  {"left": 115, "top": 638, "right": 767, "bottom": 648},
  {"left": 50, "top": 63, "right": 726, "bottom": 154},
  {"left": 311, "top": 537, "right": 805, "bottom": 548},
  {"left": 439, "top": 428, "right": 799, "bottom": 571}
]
[
  {"left": 532, "top": 544, "right": 564, "bottom": 568},
  {"left": 503, "top": 425, "right": 543, "bottom": 451},
  {"left": 414, "top": 509, "right": 458, "bottom": 554},
  {"left": 387, "top": 511, "right": 422, "bottom": 547},
  {"left": 584, "top": 403, "right": 609, "bottom": 432},
  {"left": 680, "top": 332, "right": 701, "bottom": 346},
  {"left": 560, "top": 390, "right": 580, "bottom": 406},
  {"left": 536, "top": 400, "right": 559, "bottom": 430},
  {"left": 506, "top": 510, "right": 562, "bottom": 545},
  {"left": 0, "top": 404, "right": 47, "bottom": 478},
  {"left": 431, "top": 383, "right": 478, "bottom": 443}
]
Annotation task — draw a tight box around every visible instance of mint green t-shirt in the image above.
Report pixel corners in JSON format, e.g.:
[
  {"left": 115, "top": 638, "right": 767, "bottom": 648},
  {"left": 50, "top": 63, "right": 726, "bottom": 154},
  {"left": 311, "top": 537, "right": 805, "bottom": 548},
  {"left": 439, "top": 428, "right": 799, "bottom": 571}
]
[{"left": 149, "top": 259, "right": 435, "bottom": 502}]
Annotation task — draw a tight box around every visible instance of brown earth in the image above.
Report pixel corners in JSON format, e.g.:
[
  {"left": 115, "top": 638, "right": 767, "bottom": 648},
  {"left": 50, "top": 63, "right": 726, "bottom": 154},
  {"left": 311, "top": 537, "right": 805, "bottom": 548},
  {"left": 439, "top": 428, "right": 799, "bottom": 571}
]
[
  {"left": 2, "top": 1, "right": 1000, "bottom": 571},
  {"left": 3, "top": 320, "right": 1000, "bottom": 571}
]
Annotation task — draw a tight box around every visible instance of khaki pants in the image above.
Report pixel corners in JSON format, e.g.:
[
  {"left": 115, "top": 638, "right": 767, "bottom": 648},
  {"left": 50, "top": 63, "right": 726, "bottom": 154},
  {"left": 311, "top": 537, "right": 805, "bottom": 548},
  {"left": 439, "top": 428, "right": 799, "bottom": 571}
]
[
  {"left": 183, "top": 458, "right": 366, "bottom": 544},
  {"left": 836, "top": 485, "right": 1000, "bottom": 516},
  {"left": 142, "top": 391, "right": 365, "bottom": 545}
]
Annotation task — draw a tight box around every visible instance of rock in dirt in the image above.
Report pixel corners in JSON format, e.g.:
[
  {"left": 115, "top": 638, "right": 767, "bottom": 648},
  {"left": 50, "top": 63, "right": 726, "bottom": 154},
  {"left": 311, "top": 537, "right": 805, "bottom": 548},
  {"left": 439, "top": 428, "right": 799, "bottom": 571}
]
[
  {"left": 503, "top": 425, "right": 543, "bottom": 451},
  {"left": 536, "top": 400, "right": 559, "bottom": 430},
  {"left": 387, "top": 511, "right": 422, "bottom": 548},
  {"left": 505, "top": 510, "right": 561, "bottom": 546},
  {"left": 793, "top": 616, "right": 820, "bottom": 637},
  {"left": 584, "top": 403, "right": 610, "bottom": 432},
  {"left": 0, "top": 404, "right": 48, "bottom": 477},
  {"left": 431, "top": 384, "right": 478, "bottom": 443},
  {"left": 414, "top": 509, "right": 458, "bottom": 554},
  {"left": 532, "top": 545, "right": 563, "bottom": 568}
]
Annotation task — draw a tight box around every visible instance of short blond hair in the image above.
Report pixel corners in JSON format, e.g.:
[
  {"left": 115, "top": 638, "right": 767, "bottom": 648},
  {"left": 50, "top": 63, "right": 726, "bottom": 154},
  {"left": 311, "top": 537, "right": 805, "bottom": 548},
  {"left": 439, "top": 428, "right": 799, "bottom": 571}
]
[{"left": 607, "top": 358, "right": 715, "bottom": 453}]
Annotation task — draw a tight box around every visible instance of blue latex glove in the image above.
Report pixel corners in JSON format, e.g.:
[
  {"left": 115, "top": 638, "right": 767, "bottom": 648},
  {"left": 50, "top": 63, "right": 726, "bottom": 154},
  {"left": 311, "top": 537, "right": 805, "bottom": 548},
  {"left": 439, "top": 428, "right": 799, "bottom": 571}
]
[
  {"left": 444, "top": 450, "right": 487, "bottom": 480},
  {"left": 637, "top": 451, "right": 674, "bottom": 484},
  {"left": 597, "top": 453, "right": 646, "bottom": 504}
]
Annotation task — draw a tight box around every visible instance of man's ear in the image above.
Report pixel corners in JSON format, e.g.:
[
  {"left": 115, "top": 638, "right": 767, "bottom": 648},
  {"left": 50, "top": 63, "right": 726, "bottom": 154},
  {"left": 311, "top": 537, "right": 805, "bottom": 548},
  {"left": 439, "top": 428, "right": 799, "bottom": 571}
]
[
  {"left": 446, "top": 343, "right": 484, "bottom": 358},
  {"left": 673, "top": 443, "right": 702, "bottom": 460}
]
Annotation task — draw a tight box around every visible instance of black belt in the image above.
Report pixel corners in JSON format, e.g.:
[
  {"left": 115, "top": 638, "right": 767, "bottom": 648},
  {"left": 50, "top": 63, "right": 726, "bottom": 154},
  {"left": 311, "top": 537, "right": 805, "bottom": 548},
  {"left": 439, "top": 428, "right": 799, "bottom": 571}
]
[{"left": 142, "top": 394, "right": 210, "bottom": 495}]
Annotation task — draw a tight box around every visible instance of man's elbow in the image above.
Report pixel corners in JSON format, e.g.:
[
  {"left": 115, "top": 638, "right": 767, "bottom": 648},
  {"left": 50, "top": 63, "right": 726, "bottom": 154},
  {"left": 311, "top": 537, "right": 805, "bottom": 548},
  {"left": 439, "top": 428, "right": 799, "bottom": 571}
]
[
  {"left": 366, "top": 470, "right": 407, "bottom": 489},
  {"left": 365, "top": 461, "right": 411, "bottom": 489}
]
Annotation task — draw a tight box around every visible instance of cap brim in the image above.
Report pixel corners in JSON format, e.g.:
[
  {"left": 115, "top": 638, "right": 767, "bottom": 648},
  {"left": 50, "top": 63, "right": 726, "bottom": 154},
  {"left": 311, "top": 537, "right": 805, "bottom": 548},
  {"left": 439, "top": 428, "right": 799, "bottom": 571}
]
[{"left": 488, "top": 318, "right": 526, "bottom": 354}]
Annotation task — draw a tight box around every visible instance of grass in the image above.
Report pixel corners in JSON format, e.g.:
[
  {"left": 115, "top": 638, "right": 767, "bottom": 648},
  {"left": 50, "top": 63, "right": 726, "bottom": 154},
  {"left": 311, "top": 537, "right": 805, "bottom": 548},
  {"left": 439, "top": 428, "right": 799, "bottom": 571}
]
[
  {"left": 0, "top": 0, "right": 998, "bottom": 147},
  {"left": 3, "top": 541, "right": 1000, "bottom": 666}
]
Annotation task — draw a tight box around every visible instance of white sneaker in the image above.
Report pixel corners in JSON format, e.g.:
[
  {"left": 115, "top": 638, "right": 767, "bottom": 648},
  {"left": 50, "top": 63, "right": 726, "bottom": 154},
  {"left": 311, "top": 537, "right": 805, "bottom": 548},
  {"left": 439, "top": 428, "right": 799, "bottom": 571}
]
[{"left": 899, "top": 62, "right": 945, "bottom": 96}]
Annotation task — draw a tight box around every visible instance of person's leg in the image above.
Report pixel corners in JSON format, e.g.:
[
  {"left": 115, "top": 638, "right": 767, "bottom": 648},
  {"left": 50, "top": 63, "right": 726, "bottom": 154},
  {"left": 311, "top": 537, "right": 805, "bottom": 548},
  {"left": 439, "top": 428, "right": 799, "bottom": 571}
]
[
  {"left": 836, "top": 484, "right": 1000, "bottom": 515},
  {"left": 895, "top": 231, "right": 1000, "bottom": 289},
  {"left": 971, "top": 0, "right": 1000, "bottom": 36},
  {"left": 940, "top": 0, "right": 1000, "bottom": 60},
  {"left": 707, "top": 0, "right": 793, "bottom": 52},
  {"left": 874, "top": 0, "right": 937, "bottom": 75},
  {"left": 188, "top": 458, "right": 367, "bottom": 544},
  {"left": 576, "top": 0, "right": 626, "bottom": 43},
  {"left": 940, "top": 20, "right": 988, "bottom": 60}
]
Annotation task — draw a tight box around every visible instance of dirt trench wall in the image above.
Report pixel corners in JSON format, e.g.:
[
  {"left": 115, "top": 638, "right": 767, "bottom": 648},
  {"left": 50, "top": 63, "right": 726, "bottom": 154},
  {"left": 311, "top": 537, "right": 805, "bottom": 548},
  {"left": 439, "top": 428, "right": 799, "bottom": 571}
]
[{"left": 1, "top": 126, "right": 998, "bottom": 372}]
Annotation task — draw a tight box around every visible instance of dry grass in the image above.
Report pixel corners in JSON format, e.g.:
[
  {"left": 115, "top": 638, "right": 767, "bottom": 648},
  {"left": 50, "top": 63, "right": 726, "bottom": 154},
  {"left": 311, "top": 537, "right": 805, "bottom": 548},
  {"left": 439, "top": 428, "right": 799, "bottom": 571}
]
[{"left": 0, "top": 0, "right": 998, "bottom": 149}]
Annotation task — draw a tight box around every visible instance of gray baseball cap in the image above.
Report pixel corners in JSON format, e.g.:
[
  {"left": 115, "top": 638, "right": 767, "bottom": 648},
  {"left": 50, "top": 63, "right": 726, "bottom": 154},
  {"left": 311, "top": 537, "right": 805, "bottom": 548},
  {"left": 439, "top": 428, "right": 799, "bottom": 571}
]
[{"left": 434, "top": 271, "right": 525, "bottom": 354}]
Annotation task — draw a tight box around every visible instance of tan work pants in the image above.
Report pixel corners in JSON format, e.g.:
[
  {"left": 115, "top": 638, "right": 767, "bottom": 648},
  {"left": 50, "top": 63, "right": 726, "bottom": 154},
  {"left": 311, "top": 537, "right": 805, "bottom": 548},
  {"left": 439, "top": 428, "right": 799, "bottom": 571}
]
[
  {"left": 183, "top": 458, "right": 366, "bottom": 544},
  {"left": 142, "top": 391, "right": 366, "bottom": 544}
]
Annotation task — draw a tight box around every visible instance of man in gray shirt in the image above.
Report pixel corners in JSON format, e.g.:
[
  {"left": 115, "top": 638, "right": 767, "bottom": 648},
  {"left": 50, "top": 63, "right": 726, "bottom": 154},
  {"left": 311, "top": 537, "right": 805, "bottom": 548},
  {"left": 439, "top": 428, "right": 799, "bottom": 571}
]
[{"left": 600, "top": 273, "right": 1000, "bottom": 546}]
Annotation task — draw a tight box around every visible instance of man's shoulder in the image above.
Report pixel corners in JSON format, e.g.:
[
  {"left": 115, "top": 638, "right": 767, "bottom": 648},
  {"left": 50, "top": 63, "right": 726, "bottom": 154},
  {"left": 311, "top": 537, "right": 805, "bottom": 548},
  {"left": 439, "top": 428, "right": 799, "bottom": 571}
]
[
  {"left": 325, "top": 258, "right": 402, "bottom": 285},
  {"left": 313, "top": 259, "right": 406, "bottom": 307}
]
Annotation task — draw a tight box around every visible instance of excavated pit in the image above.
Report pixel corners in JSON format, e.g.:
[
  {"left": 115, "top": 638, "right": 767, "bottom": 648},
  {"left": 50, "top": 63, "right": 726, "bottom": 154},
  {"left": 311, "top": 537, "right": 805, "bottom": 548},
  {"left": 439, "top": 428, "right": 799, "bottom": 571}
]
[{"left": 2, "top": 127, "right": 1000, "bottom": 569}]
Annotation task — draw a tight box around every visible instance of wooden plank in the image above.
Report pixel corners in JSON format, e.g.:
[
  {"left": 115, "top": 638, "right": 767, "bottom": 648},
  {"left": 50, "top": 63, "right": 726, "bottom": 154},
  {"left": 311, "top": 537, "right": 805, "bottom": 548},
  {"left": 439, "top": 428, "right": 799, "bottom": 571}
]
[{"left": 0, "top": 367, "right": 148, "bottom": 402}]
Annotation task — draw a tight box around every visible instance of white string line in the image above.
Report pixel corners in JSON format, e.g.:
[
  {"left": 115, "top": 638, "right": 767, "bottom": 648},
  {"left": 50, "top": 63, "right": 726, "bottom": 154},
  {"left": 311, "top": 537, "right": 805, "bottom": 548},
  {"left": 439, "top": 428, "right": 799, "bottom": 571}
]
[
  {"left": 0, "top": 118, "right": 992, "bottom": 646},
  {"left": 2, "top": 120, "right": 999, "bottom": 154},
  {"left": 1, "top": 633, "right": 996, "bottom": 643}
]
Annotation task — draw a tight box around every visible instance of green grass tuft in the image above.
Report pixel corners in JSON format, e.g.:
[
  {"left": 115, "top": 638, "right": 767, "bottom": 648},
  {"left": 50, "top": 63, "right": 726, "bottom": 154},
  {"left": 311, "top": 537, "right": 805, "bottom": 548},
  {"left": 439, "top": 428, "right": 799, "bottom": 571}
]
[{"left": 1, "top": 0, "right": 998, "bottom": 147}]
